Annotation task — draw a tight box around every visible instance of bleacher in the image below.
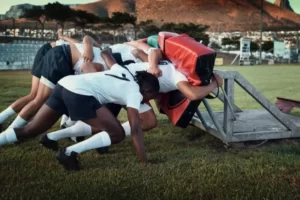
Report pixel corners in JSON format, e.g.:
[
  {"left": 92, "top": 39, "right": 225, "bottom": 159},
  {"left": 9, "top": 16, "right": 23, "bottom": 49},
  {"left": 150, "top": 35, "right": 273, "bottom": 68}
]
[{"left": 0, "top": 40, "right": 46, "bottom": 70}]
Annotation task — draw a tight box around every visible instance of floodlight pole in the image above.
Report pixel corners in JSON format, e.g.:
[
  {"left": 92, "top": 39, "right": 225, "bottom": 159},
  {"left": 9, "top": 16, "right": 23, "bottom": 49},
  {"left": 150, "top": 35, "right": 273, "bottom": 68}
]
[
  {"left": 12, "top": 18, "right": 16, "bottom": 38},
  {"left": 297, "top": 25, "right": 300, "bottom": 59},
  {"left": 259, "top": 0, "right": 263, "bottom": 64}
]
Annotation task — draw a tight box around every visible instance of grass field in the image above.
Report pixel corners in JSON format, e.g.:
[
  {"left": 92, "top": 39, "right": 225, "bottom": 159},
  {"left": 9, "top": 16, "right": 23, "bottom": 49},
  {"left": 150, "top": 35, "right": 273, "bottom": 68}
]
[{"left": 0, "top": 65, "right": 300, "bottom": 200}]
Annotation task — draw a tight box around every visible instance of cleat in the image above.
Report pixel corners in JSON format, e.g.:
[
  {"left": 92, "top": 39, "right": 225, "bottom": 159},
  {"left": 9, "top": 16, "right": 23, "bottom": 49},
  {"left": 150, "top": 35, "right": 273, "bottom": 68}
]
[
  {"left": 96, "top": 147, "right": 109, "bottom": 154},
  {"left": 40, "top": 134, "right": 58, "bottom": 151},
  {"left": 56, "top": 148, "right": 80, "bottom": 171}
]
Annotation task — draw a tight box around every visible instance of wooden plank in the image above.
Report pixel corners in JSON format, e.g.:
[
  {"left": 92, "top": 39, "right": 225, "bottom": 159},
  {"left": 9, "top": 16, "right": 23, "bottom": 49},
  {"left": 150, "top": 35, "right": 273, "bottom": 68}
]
[{"left": 223, "top": 78, "right": 234, "bottom": 137}]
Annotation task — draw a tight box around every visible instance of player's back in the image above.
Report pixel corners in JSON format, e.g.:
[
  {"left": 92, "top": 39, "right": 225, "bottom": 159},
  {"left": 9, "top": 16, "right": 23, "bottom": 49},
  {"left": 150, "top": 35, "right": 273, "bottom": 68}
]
[{"left": 58, "top": 64, "right": 141, "bottom": 106}]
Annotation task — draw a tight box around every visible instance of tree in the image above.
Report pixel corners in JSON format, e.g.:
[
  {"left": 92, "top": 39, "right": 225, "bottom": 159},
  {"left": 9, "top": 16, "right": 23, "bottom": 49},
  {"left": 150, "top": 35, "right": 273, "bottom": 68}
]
[
  {"left": 222, "top": 38, "right": 233, "bottom": 46},
  {"left": 190, "top": 32, "right": 209, "bottom": 46},
  {"left": 22, "top": 6, "right": 47, "bottom": 38},
  {"left": 250, "top": 41, "right": 259, "bottom": 52},
  {"left": 97, "top": 31, "right": 114, "bottom": 42},
  {"left": 110, "top": 12, "right": 136, "bottom": 26},
  {"left": 222, "top": 37, "right": 239, "bottom": 49},
  {"left": 160, "top": 22, "right": 177, "bottom": 32},
  {"left": 138, "top": 24, "right": 161, "bottom": 39},
  {"left": 209, "top": 42, "right": 221, "bottom": 50},
  {"left": 98, "top": 21, "right": 122, "bottom": 43},
  {"left": 99, "top": 12, "right": 136, "bottom": 43},
  {"left": 134, "top": 20, "right": 155, "bottom": 39},
  {"left": 71, "top": 10, "right": 99, "bottom": 33},
  {"left": 262, "top": 41, "right": 274, "bottom": 52},
  {"left": 161, "top": 23, "right": 208, "bottom": 35},
  {"left": 44, "top": 2, "right": 73, "bottom": 34},
  {"left": 109, "top": 12, "right": 137, "bottom": 42}
]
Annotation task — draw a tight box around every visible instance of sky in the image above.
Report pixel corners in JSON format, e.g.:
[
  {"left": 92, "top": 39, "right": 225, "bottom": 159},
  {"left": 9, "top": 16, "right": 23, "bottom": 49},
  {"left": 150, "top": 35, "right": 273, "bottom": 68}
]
[{"left": 0, "top": 0, "right": 299, "bottom": 14}]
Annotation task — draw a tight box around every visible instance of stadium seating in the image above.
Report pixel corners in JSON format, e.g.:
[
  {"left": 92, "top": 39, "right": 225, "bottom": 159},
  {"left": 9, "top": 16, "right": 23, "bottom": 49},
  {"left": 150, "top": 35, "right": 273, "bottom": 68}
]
[
  {"left": 0, "top": 40, "right": 122, "bottom": 70},
  {"left": 0, "top": 40, "right": 45, "bottom": 70}
]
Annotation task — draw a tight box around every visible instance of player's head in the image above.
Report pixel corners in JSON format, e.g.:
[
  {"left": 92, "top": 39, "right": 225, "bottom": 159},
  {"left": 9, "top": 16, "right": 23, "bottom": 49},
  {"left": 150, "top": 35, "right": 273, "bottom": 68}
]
[{"left": 135, "top": 71, "right": 160, "bottom": 103}]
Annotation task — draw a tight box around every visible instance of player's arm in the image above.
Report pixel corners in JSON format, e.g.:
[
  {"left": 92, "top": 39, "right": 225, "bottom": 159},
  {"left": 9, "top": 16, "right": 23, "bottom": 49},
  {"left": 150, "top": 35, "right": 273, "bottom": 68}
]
[
  {"left": 147, "top": 48, "right": 163, "bottom": 77},
  {"left": 57, "top": 28, "right": 80, "bottom": 44},
  {"left": 177, "top": 74, "right": 224, "bottom": 101},
  {"left": 81, "top": 35, "right": 104, "bottom": 62},
  {"left": 83, "top": 35, "right": 102, "bottom": 48},
  {"left": 127, "top": 107, "right": 147, "bottom": 164},
  {"left": 125, "top": 41, "right": 152, "bottom": 51},
  {"left": 126, "top": 40, "right": 163, "bottom": 77},
  {"left": 101, "top": 48, "right": 117, "bottom": 69},
  {"left": 131, "top": 49, "right": 148, "bottom": 62},
  {"left": 82, "top": 35, "right": 96, "bottom": 62},
  {"left": 130, "top": 48, "right": 163, "bottom": 77}
]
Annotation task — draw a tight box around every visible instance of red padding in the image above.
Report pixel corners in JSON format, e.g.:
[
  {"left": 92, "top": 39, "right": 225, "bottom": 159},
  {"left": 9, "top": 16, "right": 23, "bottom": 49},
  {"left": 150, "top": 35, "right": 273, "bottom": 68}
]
[
  {"left": 163, "top": 34, "right": 215, "bottom": 86},
  {"left": 158, "top": 32, "right": 179, "bottom": 52}
]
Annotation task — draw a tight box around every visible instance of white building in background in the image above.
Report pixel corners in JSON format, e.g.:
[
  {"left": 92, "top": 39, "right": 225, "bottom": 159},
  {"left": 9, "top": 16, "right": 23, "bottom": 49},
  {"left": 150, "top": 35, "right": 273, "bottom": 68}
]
[
  {"left": 274, "top": 41, "right": 285, "bottom": 58},
  {"left": 240, "top": 38, "right": 251, "bottom": 59}
]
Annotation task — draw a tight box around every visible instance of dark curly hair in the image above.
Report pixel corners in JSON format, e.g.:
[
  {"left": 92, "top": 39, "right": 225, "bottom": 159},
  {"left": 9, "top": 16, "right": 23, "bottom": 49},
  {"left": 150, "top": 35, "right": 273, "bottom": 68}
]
[{"left": 135, "top": 71, "right": 160, "bottom": 94}]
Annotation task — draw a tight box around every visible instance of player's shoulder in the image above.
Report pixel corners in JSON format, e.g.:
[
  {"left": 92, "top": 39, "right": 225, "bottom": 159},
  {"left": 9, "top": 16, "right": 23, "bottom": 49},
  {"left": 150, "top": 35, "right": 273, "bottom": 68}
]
[
  {"left": 124, "top": 80, "right": 140, "bottom": 90},
  {"left": 110, "top": 63, "right": 124, "bottom": 71},
  {"left": 127, "top": 62, "right": 149, "bottom": 69}
]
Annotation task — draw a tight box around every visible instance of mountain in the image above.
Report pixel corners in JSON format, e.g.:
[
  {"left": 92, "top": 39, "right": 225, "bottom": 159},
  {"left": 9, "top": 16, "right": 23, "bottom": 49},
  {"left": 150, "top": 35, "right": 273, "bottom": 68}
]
[
  {"left": 2, "top": 0, "right": 300, "bottom": 32},
  {"left": 73, "top": 0, "right": 135, "bottom": 18},
  {"left": 275, "top": 0, "right": 294, "bottom": 12},
  {"left": 4, "top": 4, "right": 33, "bottom": 19},
  {"left": 135, "top": 0, "right": 300, "bottom": 31},
  {"left": 73, "top": 0, "right": 300, "bottom": 31}
]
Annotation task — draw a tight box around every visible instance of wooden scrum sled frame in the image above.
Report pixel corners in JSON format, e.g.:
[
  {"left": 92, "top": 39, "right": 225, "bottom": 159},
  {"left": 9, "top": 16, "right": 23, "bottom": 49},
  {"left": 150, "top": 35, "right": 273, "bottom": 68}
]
[{"left": 190, "top": 70, "right": 300, "bottom": 145}]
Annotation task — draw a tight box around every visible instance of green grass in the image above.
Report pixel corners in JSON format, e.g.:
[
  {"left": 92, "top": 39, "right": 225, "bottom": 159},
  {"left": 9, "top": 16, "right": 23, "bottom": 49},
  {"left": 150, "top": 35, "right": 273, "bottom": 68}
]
[{"left": 1, "top": 65, "right": 300, "bottom": 200}]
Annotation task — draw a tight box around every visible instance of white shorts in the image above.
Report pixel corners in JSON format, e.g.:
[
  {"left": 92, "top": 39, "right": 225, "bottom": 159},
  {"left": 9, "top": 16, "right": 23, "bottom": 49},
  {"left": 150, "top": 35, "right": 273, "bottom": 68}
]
[
  {"left": 110, "top": 44, "right": 140, "bottom": 63},
  {"left": 110, "top": 44, "right": 136, "bottom": 54},
  {"left": 139, "top": 103, "right": 152, "bottom": 113},
  {"left": 121, "top": 52, "right": 141, "bottom": 63}
]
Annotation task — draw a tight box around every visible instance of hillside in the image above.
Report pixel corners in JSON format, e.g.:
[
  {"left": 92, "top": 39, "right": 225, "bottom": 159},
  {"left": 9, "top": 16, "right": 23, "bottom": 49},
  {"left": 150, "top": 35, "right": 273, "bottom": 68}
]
[
  {"left": 135, "top": 0, "right": 300, "bottom": 31},
  {"left": 2, "top": 0, "right": 299, "bottom": 32},
  {"left": 72, "top": 0, "right": 300, "bottom": 31},
  {"left": 73, "top": 0, "right": 135, "bottom": 18},
  {"left": 136, "top": 0, "right": 300, "bottom": 31}
]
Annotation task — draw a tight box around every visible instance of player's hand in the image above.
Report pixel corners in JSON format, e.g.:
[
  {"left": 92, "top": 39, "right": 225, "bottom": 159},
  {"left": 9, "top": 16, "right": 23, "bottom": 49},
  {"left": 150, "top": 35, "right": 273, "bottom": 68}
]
[
  {"left": 212, "top": 73, "right": 223, "bottom": 87},
  {"left": 147, "top": 67, "right": 162, "bottom": 77},
  {"left": 83, "top": 47, "right": 94, "bottom": 62}
]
